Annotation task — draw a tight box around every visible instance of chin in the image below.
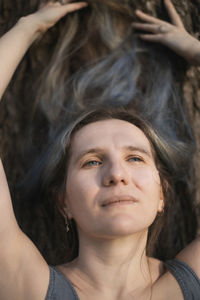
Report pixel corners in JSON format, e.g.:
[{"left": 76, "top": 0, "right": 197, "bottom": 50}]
[{"left": 100, "top": 216, "right": 149, "bottom": 237}]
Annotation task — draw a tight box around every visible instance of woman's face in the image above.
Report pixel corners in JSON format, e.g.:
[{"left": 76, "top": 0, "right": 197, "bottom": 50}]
[{"left": 65, "top": 119, "right": 164, "bottom": 239}]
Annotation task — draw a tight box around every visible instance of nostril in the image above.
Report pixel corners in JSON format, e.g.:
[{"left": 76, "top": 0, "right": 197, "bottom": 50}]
[
  {"left": 109, "top": 179, "right": 114, "bottom": 184},
  {"left": 104, "top": 177, "right": 128, "bottom": 186}
]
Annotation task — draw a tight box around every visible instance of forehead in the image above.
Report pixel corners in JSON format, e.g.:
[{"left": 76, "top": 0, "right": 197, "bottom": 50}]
[{"left": 70, "top": 119, "right": 153, "bottom": 155}]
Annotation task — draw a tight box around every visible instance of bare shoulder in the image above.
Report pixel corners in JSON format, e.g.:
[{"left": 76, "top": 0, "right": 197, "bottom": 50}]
[
  {"left": 148, "top": 258, "right": 184, "bottom": 299},
  {"left": 175, "top": 236, "right": 200, "bottom": 278}
]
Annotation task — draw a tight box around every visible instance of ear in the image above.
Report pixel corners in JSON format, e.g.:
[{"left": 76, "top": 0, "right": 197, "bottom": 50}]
[
  {"left": 158, "top": 185, "right": 165, "bottom": 213},
  {"left": 57, "top": 190, "right": 73, "bottom": 219}
]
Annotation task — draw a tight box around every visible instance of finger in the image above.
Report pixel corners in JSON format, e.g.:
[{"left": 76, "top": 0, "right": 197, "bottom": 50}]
[
  {"left": 59, "top": 1, "right": 87, "bottom": 8},
  {"left": 58, "top": 2, "right": 88, "bottom": 13},
  {"left": 57, "top": 0, "right": 72, "bottom": 4},
  {"left": 164, "top": 0, "right": 184, "bottom": 28},
  {"left": 135, "top": 10, "right": 163, "bottom": 25},
  {"left": 139, "top": 34, "right": 163, "bottom": 43},
  {"left": 132, "top": 22, "right": 166, "bottom": 34},
  {"left": 58, "top": 0, "right": 70, "bottom": 3}
]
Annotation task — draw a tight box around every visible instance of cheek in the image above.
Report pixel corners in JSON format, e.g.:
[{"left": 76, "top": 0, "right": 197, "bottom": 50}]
[
  {"left": 133, "top": 165, "right": 160, "bottom": 187},
  {"left": 132, "top": 166, "right": 162, "bottom": 207},
  {"left": 66, "top": 171, "right": 98, "bottom": 209}
]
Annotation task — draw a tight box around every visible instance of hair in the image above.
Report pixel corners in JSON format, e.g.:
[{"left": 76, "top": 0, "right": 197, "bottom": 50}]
[
  {"left": 35, "top": 0, "right": 192, "bottom": 142},
  {"left": 15, "top": 0, "right": 198, "bottom": 265},
  {"left": 18, "top": 106, "right": 192, "bottom": 264}
]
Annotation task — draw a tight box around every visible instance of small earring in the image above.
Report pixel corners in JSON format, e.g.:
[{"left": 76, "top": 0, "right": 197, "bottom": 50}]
[{"left": 64, "top": 215, "right": 70, "bottom": 232}]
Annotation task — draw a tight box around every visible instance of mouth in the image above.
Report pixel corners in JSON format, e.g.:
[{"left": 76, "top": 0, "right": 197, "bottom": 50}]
[{"left": 101, "top": 196, "right": 138, "bottom": 207}]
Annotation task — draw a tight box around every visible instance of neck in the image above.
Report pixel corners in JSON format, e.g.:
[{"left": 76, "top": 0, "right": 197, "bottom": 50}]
[{"left": 70, "top": 231, "right": 152, "bottom": 298}]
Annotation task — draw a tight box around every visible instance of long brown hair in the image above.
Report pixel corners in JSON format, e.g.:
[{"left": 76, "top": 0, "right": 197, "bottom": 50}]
[
  {"left": 16, "top": 1, "right": 197, "bottom": 265},
  {"left": 27, "top": 106, "right": 189, "bottom": 263},
  {"left": 36, "top": 0, "right": 191, "bottom": 141}
]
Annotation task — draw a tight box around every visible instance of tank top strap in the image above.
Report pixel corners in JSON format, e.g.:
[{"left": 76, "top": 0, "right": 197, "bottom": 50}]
[
  {"left": 165, "top": 259, "right": 200, "bottom": 300},
  {"left": 45, "top": 265, "right": 80, "bottom": 300}
]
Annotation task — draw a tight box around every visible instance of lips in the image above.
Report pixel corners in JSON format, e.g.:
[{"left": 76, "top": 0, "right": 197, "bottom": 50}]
[{"left": 101, "top": 195, "right": 138, "bottom": 207}]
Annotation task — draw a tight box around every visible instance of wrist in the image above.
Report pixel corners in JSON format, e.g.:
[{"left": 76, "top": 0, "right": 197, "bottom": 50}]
[
  {"left": 17, "top": 14, "right": 44, "bottom": 44},
  {"left": 191, "top": 40, "right": 200, "bottom": 65},
  {"left": 185, "top": 36, "right": 200, "bottom": 65}
]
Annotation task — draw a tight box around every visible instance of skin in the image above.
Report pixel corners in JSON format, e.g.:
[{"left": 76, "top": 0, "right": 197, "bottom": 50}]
[
  {"left": 59, "top": 119, "right": 164, "bottom": 299},
  {"left": 0, "top": 1, "right": 199, "bottom": 299},
  {"left": 65, "top": 119, "right": 164, "bottom": 237},
  {"left": 56, "top": 119, "right": 186, "bottom": 300},
  {"left": 0, "top": 0, "right": 88, "bottom": 99},
  {"left": 132, "top": 0, "right": 200, "bottom": 64}
]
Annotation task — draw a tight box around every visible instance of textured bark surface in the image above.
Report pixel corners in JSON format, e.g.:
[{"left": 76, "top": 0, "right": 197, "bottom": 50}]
[{"left": 0, "top": 0, "right": 200, "bottom": 264}]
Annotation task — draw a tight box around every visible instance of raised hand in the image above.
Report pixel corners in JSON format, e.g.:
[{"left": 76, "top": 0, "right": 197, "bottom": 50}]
[
  {"left": 0, "top": 0, "right": 88, "bottom": 99},
  {"left": 30, "top": 0, "right": 88, "bottom": 35},
  {"left": 132, "top": 0, "right": 200, "bottom": 64}
]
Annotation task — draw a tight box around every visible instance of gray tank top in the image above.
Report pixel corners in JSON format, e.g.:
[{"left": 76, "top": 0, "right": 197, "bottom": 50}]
[
  {"left": 45, "top": 259, "right": 200, "bottom": 299},
  {"left": 164, "top": 259, "right": 200, "bottom": 299}
]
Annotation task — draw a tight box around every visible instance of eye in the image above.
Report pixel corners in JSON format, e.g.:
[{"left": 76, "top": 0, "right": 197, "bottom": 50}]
[
  {"left": 83, "top": 160, "right": 102, "bottom": 167},
  {"left": 127, "top": 156, "right": 144, "bottom": 163}
]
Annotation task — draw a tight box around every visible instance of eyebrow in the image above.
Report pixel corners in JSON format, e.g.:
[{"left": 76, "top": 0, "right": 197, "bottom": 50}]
[
  {"left": 74, "top": 148, "right": 105, "bottom": 163},
  {"left": 123, "top": 146, "right": 152, "bottom": 158},
  {"left": 74, "top": 145, "right": 152, "bottom": 163}
]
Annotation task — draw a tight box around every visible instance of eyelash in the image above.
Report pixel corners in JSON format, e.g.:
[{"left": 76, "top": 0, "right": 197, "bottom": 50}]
[
  {"left": 82, "top": 155, "right": 144, "bottom": 168},
  {"left": 127, "top": 156, "right": 144, "bottom": 163},
  {"left": 82, "top": 160, "right": 102, "bottom": 167}
]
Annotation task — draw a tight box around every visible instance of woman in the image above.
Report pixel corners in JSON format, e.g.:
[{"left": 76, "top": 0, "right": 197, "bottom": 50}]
[
  {"left": 0, "top": 1, "right": 200, "bottom": 299},
  {"left": 1, "top": 0, "right": 199, "bottom": 265},
  {"left": 1, "top": 106, "right": 200, "bottom": 299},
  {"left": 19, "top": 0, "right": 198, "bottom": 265},
  {"left": 40, "top": 107, "right": 199, "bottom": 300}
]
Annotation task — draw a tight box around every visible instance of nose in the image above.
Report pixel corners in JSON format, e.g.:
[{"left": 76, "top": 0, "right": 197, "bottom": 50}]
[{"left": 102, "top": 161, "right": 129, "bottom": 187}]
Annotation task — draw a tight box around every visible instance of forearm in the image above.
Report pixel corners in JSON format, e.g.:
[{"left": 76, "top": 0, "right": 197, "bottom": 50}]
[
  {"left": 0, "top": 15, "right": 42, "bottom": 100},
  {"left": 0, "top": 1, "right": 88, "bottom": 100}
]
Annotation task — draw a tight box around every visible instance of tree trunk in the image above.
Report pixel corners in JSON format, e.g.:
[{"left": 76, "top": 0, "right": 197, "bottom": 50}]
[{"left": 0, "top": 0, "right": 199, "bottom": 265}]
